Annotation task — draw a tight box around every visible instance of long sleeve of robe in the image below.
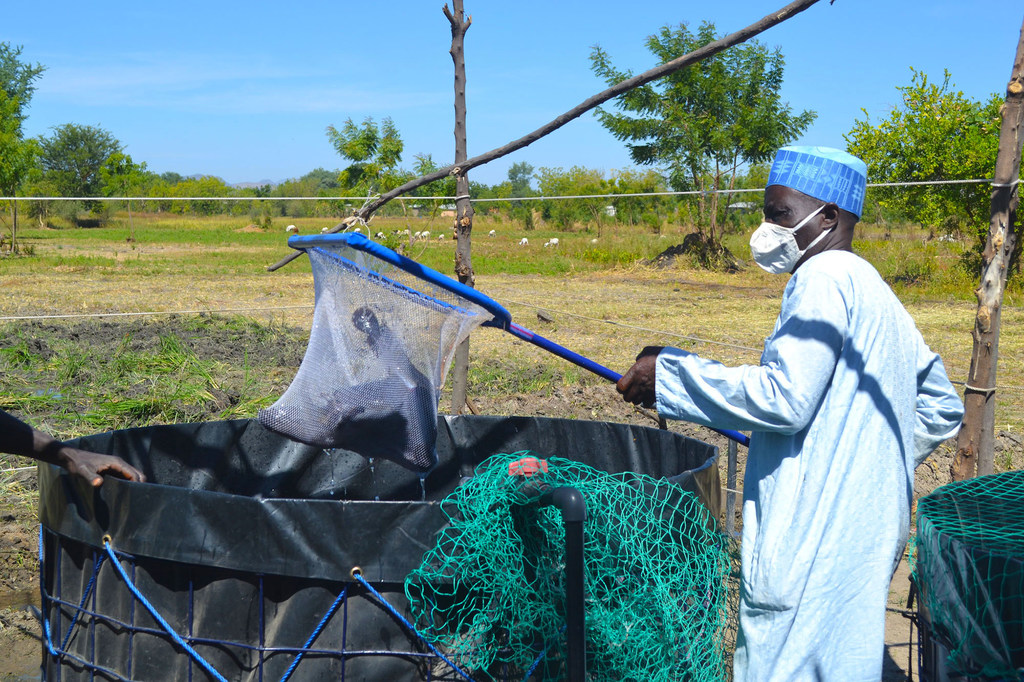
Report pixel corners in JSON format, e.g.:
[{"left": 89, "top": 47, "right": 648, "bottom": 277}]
[{"left": 654, "top": 250, "right": 963, "bottom": 681}]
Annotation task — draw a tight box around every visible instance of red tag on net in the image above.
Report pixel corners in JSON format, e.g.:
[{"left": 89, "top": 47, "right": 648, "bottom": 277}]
[{"left": 508, "top": 456, "right": 548, "bottom": 477}]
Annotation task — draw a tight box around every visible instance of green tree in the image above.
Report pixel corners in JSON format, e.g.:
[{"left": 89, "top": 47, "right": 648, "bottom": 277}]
[
  {"left": 160, "top": 171, "right": 184, "bottom": 186},
  {"left": 590, "top": 21, "right": 815, "bottom": 261},
  {"left": 507, "top": 161, "right": 534, "bottom": 197},
  {"left": 536, "top": 166, "right": 611, "bottom": 232},
  {"left": 100, "top": 151, "right": 148, "bottom": 240},
  {"left": 37, "top": 123, "right": 121, "bottom": 215},
  {"left": 610, "top": 168, "right": 670, "bottom": 231},
  {"left": 845, "top": 69, "right": 1006, "bottom": 254},
  {"left": 326, "top": 116, "right": 404, "bottom": 195},
  {"left": 0, "top": 43, "right": 45, "bottom": 252},
  {"left": 167, "top": 175, "right": 233, "bottom": 215}
]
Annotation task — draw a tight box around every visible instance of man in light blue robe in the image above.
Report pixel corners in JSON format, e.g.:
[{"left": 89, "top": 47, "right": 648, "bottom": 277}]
[{"left": 617, "top": 147, "right": 964, "bottom": 680}]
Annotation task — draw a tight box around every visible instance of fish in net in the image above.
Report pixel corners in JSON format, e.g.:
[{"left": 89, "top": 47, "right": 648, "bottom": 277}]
[
  {"left": 405, "top": 452, "right": 730, "bottom": 681},
  {"left": 257, "top": 237, "right": 494, "bottom": 472}
]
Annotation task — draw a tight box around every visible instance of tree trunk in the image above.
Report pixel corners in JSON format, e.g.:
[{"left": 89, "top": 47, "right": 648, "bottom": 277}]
[
  {"left": 128, "top": 198, "right": 135, "bottom": 242},
  {"left": 952, "top": 18, "right": 1024, "bottom": 480},
  {"left": 7, "top": 201, "right": 16, "bottom": 254},
  {"left": 445, "top": 1, "right": 475, "bottom": 415}
]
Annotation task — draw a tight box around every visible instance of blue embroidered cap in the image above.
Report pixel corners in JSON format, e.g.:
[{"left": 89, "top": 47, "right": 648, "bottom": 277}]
[{"left": 767, "top": 146, "right": 868, "bottom": 218}]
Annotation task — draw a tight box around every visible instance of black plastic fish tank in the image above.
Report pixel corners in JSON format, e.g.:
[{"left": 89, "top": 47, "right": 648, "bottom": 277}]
[{"left": 38, "top": 415, "right": 721, "bottom": 681}]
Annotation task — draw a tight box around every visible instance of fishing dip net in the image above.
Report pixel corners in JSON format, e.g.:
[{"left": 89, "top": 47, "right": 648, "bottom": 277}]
[
  {"left": 258, "top": 235, "right": 494, "bottom": 472},
  {"left": 405, "top": 452, "right": 729, "bottom": 681},
  {"left": 914, "top": 469, "right": 1024, "bottom": 678}
]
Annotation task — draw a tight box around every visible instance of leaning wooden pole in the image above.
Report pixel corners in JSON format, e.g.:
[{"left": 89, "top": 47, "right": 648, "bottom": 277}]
[
  {"left": 445, "top": 0, "right": 475, "bottom": 415},
  {"left": 267, "top": 0, "right": 823, "bottom": 271},
  {"left": 952, "top": 17, "right": 1024, "bottom": 481}
]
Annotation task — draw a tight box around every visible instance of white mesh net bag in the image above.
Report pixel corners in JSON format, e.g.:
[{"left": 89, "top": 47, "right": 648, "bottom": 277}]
[{"left": 258, "top": 234, "right": 495, "bottom": 472}]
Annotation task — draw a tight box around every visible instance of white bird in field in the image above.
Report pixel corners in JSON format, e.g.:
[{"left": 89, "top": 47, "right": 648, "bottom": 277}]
[
  {"left": 376, "top": 232, "right": 385, "bottom": 239},
  {"left": 489, "top": 229, "right": 496, "bottom": 236},
  {"left": 590, "top": 238, "right": 598, "bottom": 244},
  {"left": 354, "top": 226, "right": 362, "bottom": 233},
  {"left": 549, "top": 237, "right": 559, "bottom": 246},
  {"left": 285, "top": 224, "right": 298, "bottom": 233},
  {"left": 321, "top": 227, "right": 330, "bottom": 233}
]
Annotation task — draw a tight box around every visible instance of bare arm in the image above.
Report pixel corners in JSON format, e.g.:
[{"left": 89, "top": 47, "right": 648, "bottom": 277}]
[{"left": 0, "top": 409, "right": 145, "bottom": 487}]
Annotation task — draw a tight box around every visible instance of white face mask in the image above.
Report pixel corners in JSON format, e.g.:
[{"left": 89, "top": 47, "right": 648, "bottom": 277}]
[{"left": 749, "top": 204, "right": 828, "bottom": 274}]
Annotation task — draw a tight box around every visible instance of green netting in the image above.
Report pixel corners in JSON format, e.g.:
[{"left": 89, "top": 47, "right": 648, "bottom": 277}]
[
  {"left": 405, "top": 452, "right": 729, "bottom": 681},
  {"left": 914, "top": 469, "right": 1024, "bottom": 678}
]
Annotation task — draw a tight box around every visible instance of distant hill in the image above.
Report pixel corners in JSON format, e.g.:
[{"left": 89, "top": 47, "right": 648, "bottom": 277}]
[{"left": 232, "top": 179, "right": 278, "bottom": 189}]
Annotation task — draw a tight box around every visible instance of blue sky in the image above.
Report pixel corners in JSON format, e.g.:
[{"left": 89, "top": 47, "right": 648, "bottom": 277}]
[{"left": 6, "top": 1, "right": 1022, "bottom": 188}]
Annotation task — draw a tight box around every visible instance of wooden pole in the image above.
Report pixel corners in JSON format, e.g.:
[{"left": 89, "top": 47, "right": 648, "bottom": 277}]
[
  {"left": 445, "top": 1, "right": 475, "bottom": 416},
  {"left": 952, "top": 17, "right": 1024, "bottom": 480},
  {"left": 267, "top": 0, "right": 823, "bottom": 271}
]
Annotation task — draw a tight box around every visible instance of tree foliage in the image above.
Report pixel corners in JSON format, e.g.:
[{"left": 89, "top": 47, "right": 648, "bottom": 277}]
[
  {"left": 0, "top": 43, "right": 45, "bottom": 251},
  {"left": 326, "top": 116, "right": 404, "bottom": 195},
  {"left": 590, "top": 21, "right": 814, "bottom": 254},
  {"left": 0, "top": 42, "right": 44, "bottom": 130},
  {"left": 845, "top": 69, "right": 1004, "bottom": 242},
  {"left": 100, "top": 152, "right": 148, "bottom": 197},
  {"left": 536, "top": 166, "right": 611, "bottom": 232},
  {"left": 37, "top": 123, "right": 121, "bottom": 201}
]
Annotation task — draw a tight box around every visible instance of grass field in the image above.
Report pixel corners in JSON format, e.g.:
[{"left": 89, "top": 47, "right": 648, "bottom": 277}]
[
  {"left": 4, "top": 211, "right": 1024, "bottom": 408},
  {"left": 3, "top": 210, "right": 1023, "bottom": 452}
]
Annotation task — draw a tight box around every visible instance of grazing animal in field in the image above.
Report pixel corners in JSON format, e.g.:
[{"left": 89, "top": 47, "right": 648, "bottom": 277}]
[
  {"left": 285, "top": 224, "right": 298, "bottom": 234},
  {"left": 488, "top": 229, "right": 496, "bottom": 236},
  {"left": 321, "top": 227, "right": 330, "bottom": 233},
  {"left": 544, "top": 238, "right": 559, "bottom": 248},
  {"left": 590, "top": 238, "right": 598, "bottom": 244},
  {"left": 376, "top": 232, "right": 385, "bottom": 239},
  {"left": 421, "top": 231, "right": 430, "bottom": 240},
  {"left": 438, "top": 233, "right": 446, "bottom": 240},
  {"left": 519, "top": 237, "right": 529, "bottom": 246}
]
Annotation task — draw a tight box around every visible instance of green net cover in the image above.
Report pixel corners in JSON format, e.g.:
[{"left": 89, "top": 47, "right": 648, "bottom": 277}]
[
  {"left": 914, "top": 469, "right": 1024, "bottom": 678},
  {"left": 405, "top": 452, "right": 728, "bottom": 681}
]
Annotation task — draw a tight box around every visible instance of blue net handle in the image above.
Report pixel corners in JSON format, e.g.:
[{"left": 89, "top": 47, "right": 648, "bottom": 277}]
[
  {"left": 288, "top": 233, "right": 750, "bottom": 448},
  {"left": 289, "top": 233, "right": 513, "bottom": 323}
]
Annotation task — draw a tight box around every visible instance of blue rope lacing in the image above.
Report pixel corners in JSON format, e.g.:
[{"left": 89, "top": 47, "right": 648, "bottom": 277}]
[
  {"left": 39, "top": 528, "right": 523, "bottom": 682},
  {"left": 100, "top": 536, "right": 231, "bottom": 682},
  {"left": 279, "top": 583, "right": 349, "bottom": 682},
  {"left": 352, "top": 570, "right": 476, "bottom": 681}
]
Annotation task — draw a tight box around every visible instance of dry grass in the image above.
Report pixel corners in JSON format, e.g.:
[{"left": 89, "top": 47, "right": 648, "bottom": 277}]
[{"left": 3, "top": 215, "right": 1023, "bottom": 434}]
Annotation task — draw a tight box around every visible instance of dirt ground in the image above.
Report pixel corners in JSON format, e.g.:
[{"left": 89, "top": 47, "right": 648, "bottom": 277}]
[{"left": 0, "top": 317, "right": 1011, "bottom": 681}]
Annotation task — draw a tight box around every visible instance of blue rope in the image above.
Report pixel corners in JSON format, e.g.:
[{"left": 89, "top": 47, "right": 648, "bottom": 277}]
[
  {"left": 278, "top": 584, "right": 349, "bottom": 682},
  {"left": 60, "top": 552, "right": 106, "bottom": 653},
  {"left": 37, "top": 525, "right": 58, "bottom": 658},
  {"left": 101, "top": 538, "right": 230, "bottom": 682},
  {"left": 352, "top": 572, "right": 475, "bottom": 682},
  {"left": 521, "top": 625, "right": 564, "bottom": 682}
]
